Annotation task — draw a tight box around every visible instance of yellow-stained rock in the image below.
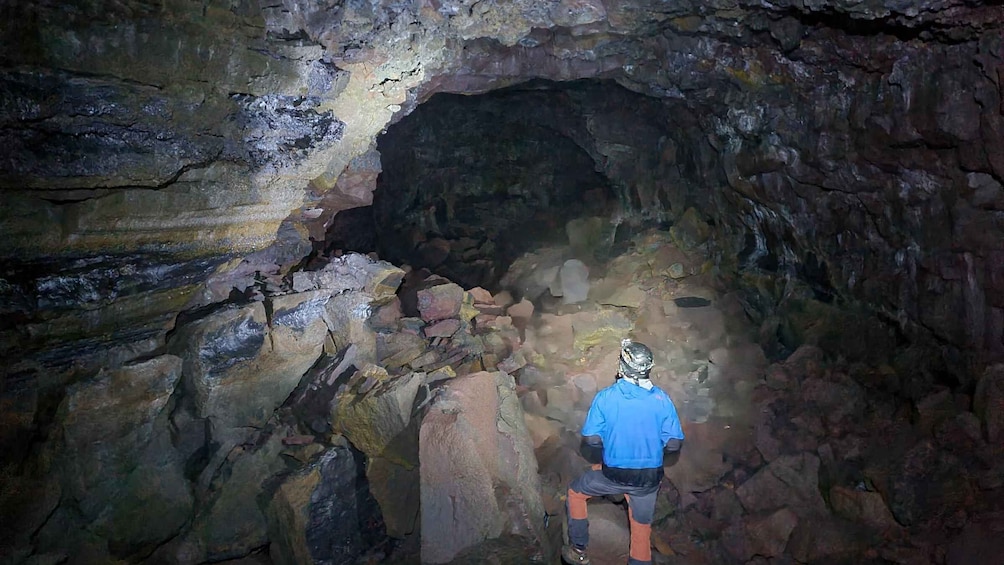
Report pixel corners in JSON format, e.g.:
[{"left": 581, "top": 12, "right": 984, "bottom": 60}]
[{"left": 332, "top": 371, "right": 423, "bottom": 466}]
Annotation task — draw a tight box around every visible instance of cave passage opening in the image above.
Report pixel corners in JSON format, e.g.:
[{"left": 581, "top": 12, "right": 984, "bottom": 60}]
[{"left": 320, "top": 79, "right": 693, "bottom": 294}]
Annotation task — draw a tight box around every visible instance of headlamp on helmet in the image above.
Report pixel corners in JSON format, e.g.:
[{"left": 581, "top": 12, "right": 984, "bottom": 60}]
[{"left": 619, "top": 338, "right": 654, "bottom": 380}]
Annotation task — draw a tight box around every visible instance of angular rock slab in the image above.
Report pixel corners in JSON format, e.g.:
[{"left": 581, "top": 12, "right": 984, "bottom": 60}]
[
  {"left": 332, "top": 370, "right": 423, "bottom": 465},
  {"left": 185, "top": 434, "right": 289, "bottom": 562},
  {"left": 735, "top": 452, "right": 827, "bottom": 519},
  {"left": 787, "top": 516, "right": 873, "bottom": 563},
  {"left": 417, "top": 281, "right": 464, "bottom": 322},
  {"left": 325, "top": 292, "right": 379, "bottom": 364},
  {"left": 829, "top": 485, "right": 900, "bottom": 532},
  {"left": 268, "top": 290, "right": 332, "bottom": 357},
  {"left": 419, "top": 371, "right": 546, "bottom": 564},
  {"left": 291, "top": 253, "right": 404, "bottom": 299},
  {"left": 722, "top": 508, "right": 798, "bottom": 561},
  {"left": 169, "top": 302, "right": 322, "bottom": 430},
  {"left": 56, "top": 355, "right": 192, "bottom": 557},
  {"left": 366, "top": 455, "right": 420, "bottom": 539},
  {"left": 267, "top": 446, "right": 382, "bottom": 565}
]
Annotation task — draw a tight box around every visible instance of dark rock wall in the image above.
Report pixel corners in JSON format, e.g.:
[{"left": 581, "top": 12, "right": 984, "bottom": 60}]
[
  {"left": 664, "top": 22, "right": 1004, "bottom": 383},
  {"left": 0, "top": 0, "right": 348, "bottom": 373}
]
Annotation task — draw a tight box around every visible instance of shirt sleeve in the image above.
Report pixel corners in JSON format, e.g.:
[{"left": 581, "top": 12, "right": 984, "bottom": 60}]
[
  {"left": 581, "top": 394, "right": 606, "bottom": 438},
  {"left": 660, "top": 397, "right": 685, "bottom": 443}
]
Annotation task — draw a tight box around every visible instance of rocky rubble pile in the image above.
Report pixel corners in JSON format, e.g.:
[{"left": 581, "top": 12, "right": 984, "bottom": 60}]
[
  {"left": 418, "top": 220, "right": 1004, "bottom": 565},
  {"left": 1, "top": 251, "right": 553, "bottom": 564}
]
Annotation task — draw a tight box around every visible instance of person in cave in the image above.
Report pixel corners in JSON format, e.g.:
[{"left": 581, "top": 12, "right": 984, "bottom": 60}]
[{"left": 563, "top": 339, "right": 685, "bottom": 565}]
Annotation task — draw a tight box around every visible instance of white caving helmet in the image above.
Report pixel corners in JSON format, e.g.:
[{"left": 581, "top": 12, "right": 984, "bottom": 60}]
[{"left": 619, "top": 338, "right": 655, "bottom": 388}]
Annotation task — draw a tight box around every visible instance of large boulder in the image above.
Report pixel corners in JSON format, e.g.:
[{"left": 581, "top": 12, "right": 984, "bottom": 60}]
[
  {"left": 735, "top": 452, "right": 827, "bottom": 519},
  {"left": 269, "top": 290, "right": 333, "bottom": 357},
  {"left": 267, "top": 446, "right": 383, "bottom": 565},
  {"left": 326, "top": 292, "right": 379, "bottom": 364},
  {"left": 499, "top": 247, "right": 567, "bottom": 302},
  {"left": 419, "top": 371, "right": 546, "bottom": 563},
  {"left": 168, "top": 302, "right": 321, "bottom": 431},
  {"left": 787, "top": 516, "right": 873, "bottom": 563},
  {"left": 568, "top": 308, "right": 633, "bottom": 352},
  {"left": 556, "top": 259, "right": 590, "bottom": 305},
  {"left": 181, "top": 434, "right": 290, "bottom": 562},
  {"left": 868, "top": 439, "right": 976, "bottom": 527},
  {"left": 829, "top": 485, "right": 900, "bottom": 532},
  {"left": 56, "top": 355, "right": 191, "bottom": 558},
  {"left": 721, "top": 508, "right": 799, "bottom": 562},
  {"left": 169, "top": 297, "right": 329, "bottom": 433}
]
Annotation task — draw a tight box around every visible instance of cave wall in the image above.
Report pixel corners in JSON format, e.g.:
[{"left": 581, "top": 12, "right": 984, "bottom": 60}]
[{"left": 689, "top": 27, "right": 1004, "bottom": 385}]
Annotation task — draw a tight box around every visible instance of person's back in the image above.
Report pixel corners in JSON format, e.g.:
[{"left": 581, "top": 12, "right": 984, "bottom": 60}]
[
  {"left": 563, "top": 340, "right": 684, "bottom": 565},
  {"left": 589, "top": 379, "right": 681, "bottom": 485}
]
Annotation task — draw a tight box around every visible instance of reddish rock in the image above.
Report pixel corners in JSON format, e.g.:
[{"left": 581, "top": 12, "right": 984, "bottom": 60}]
[
  {"left": 570, "top": 373, "right": 597, "bottom": 395},
  {"left": 723, "top": 508, "right": 799, "bottom": 561},
  {"left": 507, "top": 298, "right": 535, "bottom": 325},
  {"left": 800, "top": 375, "right": 866, "bottom": 426},
  {"left": 417, "top": 282, "right": 464, "bottom": 322},
  {"left": 419, "top": 372, "right": 545, "bottom": 563},
  {"left": 523, "top": 412, "right": 562, "bottom": 449},
  {"left": 474, "top": 313, "right": 498, "bottom": 328},
  {"left": 474, "top": 303, "right": 505, "bottom": 315},
  {"left": 369, "top": 297, "right": 403, "bottom": 331},
  {"left": 424, "top": 318, "right": 460, "bottom": 338},
  {"left": 467, "top": 286, "right": 494, "bottom": 303}
]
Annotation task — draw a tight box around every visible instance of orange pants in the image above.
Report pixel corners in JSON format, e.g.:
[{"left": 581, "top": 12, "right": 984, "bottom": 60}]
[{"left": 567, "top": 466, "right": 656, "bottom": 564}]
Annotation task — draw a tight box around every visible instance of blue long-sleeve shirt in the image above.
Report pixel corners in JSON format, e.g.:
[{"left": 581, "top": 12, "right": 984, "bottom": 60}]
[{"left": 582, "top": 379, "right": 684, "bottom": 469}]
